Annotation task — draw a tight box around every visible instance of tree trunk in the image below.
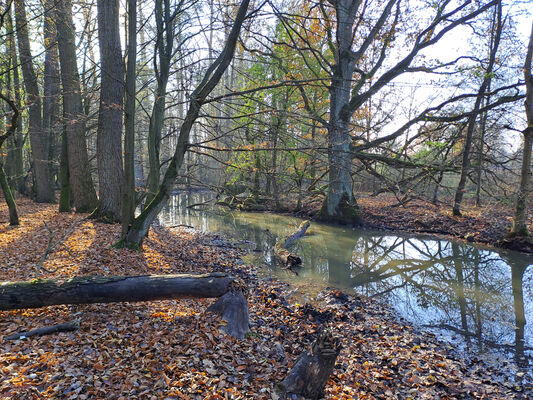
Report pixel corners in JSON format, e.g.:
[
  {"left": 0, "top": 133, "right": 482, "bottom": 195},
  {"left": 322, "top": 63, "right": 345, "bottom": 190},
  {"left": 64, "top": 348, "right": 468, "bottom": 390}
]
[
  {"left": 0, "top": 94, "right": 20, "bottom": 225},
  {"left": 14, "top": 0, "right": 54, "bottom": 203},
  {"left": 55, "top": 0, "right": 98, "bottom": 213},
  {"left": 5, "top": 9, "right": 24, "bottom": 194},
  {"left": 94, "top": 0, "right": 124, "bottom": 222},
  {"left": 0, "top": 165, "right": 19, "bottom": 225},
  {"left": 121, "top": 0, "right": 137, "bottom": 236},
  {"left": 146, "top": 0, "right": 174, "bottom": 204},
  {"left": 511, "top": 21, "right": 533, "bottom": 236},
  {"left": 512, "top": 128, "right": 533, "bottom": 236},
  {"left": 119, "top": 0, "right": 250, "bottom": 248},
  {"left": 43, "top": 0, "right": 61, "bottom": 189},
  {"left": 453, "top": 1, "right": 502, "bottom": 216},
  {"left": 280, "top": 330, "right": 341, "bottom": 399},
  {"left": 58, "top": 125, "right": 71, "bottom": 212},
  {"left": 321, "top": 1, "right": 361, "bottom": 224},
  {"left": 0, "top": 273, "right": 235, "bottom": 311}
]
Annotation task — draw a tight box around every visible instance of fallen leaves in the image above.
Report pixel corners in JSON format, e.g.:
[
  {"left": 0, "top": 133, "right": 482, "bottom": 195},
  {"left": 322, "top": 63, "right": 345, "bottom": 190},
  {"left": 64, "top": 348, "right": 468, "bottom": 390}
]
[{"left": 0, "top": 198, "right": 530, "bottom": 398}]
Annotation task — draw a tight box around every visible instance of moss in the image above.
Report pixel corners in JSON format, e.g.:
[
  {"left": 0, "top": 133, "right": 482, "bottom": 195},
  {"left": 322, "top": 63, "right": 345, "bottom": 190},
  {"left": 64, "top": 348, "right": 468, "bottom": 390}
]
[
  {"left": 88, "top": 208, "right": 120, "bottom": 224},
  {"left": 316, "top": 193, "right": 361, "bottom": 225},
  {"left": 112, "top": 238, "right": 141, "bottom": 251}
]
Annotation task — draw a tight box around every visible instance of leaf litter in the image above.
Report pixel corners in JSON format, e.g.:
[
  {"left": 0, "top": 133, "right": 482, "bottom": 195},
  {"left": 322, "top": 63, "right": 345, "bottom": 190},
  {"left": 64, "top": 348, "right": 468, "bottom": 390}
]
[{"left": 0, "top": 198, "right": 530, "bottom": 399}]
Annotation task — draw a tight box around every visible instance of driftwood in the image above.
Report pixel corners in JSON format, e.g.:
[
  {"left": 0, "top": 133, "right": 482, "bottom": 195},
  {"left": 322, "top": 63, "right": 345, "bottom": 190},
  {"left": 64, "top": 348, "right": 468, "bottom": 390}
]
[
  {"left": 280, "top": 330, "right": 341, "bottom": 399},
  {"left": 6, "top": 319, "right": 80, "bottom": 340},
  {"left": 274, "top": 220, "right": 310, "bottom": 268},
  {"left": 206, "top": 290, "right": 250, "bottom": 339}
]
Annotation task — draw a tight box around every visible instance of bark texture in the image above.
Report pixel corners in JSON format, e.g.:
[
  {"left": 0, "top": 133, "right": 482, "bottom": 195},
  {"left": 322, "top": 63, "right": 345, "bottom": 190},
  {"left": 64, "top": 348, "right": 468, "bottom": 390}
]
[
  {"left": 56, "top": 0, "right": 98, "bottom": 213},
  {"left": 0, "top": 273, "right": 234, "bottom": 311},
  {"left": 206, "top": 290, "right": 250, "bottom": 339},
  {"left": 511, "top": 21, "right": 533, "bottom": 236},
  {"left": 95, "top": 0, "right": 124, "bottom": 221},
  {"left": 14, "top": 0, "right": 54, "bottom": 202},
  {"left": 280, "top": 330, "right": 341, "bottom": 399},
  {"left": 122, "top": 0, "right": 137, "bottom": 235}
]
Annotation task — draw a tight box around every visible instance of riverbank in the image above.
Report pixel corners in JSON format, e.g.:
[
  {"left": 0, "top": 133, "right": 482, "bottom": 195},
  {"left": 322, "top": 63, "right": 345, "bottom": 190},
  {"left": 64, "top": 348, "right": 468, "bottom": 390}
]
[
  {"left": 242, "top": 192, "right": 533, "bottom": 253},
  {"left": 0, "top": 198, "right": 530, "bottom": 399}
]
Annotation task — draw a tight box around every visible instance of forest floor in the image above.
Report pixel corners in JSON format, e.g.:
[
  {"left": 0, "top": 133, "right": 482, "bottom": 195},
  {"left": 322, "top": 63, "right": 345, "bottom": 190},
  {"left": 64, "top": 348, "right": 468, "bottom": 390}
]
[
  {"left": 281, "top": 193, "right": 533, "bottom": 253},
  {"left": 0, "top": 198, "right": 531, "bottom": 399}
]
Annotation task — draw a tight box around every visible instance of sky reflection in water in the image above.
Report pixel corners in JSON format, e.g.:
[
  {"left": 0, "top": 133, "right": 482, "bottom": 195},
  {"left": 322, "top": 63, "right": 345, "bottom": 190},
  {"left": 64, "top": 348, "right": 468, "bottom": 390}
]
[{"left": 158, "top": 192, "right": 532, "bottom": 368}]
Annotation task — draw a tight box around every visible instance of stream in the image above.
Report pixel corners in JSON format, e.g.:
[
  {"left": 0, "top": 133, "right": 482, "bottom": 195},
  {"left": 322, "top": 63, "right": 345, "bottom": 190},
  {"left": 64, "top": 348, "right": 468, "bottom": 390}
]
[{"left": 157, "top": 191, "right": 532, "bottom": 372}]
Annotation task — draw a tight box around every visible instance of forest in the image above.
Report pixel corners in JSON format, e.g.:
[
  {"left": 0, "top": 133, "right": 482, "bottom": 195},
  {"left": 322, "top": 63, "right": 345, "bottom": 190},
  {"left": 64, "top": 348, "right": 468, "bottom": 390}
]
[{"left": 0, "top": 0, "right": 532, "bottom": 398}]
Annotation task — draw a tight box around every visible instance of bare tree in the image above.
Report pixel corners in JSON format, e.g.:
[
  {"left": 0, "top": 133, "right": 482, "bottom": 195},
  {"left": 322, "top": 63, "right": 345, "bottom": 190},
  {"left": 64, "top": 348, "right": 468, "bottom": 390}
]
[
  {"left": 14, "top": 0, "right": 54, "bottom": 202},
  {"left": 55, "top": 0, "right": 98, "bottom": 212},
  {"left": 511, "top": 20, "right": 533, "bottom": 236},
  {"left": 453, "top": 0, "right": 503, "bottom": 216},
  {"left": 119, "top": 0, "right": 251, "bottom": 248}
]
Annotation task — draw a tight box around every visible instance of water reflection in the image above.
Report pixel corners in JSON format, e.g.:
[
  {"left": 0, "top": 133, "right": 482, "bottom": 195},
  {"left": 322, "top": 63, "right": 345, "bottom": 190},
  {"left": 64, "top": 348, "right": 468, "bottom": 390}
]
[{"left": 158, "top": 191, "right": 532, "bottom": 367}]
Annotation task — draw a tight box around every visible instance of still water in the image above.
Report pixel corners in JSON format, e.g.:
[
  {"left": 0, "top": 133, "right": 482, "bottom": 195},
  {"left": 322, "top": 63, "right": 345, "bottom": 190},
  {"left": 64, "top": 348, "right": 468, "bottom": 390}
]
[{"left": 158, "top": 192, "right": 532, "bottom": 368}]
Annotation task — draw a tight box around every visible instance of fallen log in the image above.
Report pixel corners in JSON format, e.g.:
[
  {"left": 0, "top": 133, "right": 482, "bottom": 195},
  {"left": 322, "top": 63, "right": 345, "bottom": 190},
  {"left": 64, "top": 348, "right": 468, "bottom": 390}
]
[
  {"left": 0, "top": 273, "right": 234, "bottom": 311},
  {"left": 280, "top": 330, "right": 341, "bottom": 399},
  {"left": 6, "top": 319, "right": 80, "bottom": 340},
  {"left": 274, "top": 220, "right": 310, "bottom": 268}
]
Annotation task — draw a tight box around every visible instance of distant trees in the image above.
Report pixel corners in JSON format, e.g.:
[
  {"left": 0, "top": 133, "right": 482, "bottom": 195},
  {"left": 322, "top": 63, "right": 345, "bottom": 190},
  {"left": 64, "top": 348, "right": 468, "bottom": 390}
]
[
  {"left": 0, "top": 0, "right": 531, "bottom": 240},
  {"left": 14, "top": 0, "right": 54, "bottom": 202}
]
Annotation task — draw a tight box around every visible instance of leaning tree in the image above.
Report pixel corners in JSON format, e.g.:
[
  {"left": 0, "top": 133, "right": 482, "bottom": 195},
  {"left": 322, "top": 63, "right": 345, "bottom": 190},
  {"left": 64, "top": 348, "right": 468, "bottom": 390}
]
[{"left": 118, "top": 0, "right": 251, "bottom": 248}]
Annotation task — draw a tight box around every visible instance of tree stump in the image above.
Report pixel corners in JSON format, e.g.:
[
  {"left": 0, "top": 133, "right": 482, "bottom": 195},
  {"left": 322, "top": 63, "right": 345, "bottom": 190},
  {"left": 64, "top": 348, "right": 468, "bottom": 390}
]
[
  {"left": 280, "top": 330, "right": 341, "bottom": 399},
  {"left": 206, "top": 289, "right": 250, "bottom": 339}
]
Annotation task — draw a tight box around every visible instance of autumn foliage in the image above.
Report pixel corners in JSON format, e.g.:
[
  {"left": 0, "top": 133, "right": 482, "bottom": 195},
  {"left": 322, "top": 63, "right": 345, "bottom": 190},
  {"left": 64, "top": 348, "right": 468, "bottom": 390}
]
[{"left": 0, "top": 199, "right": 527, "bottom": 398}]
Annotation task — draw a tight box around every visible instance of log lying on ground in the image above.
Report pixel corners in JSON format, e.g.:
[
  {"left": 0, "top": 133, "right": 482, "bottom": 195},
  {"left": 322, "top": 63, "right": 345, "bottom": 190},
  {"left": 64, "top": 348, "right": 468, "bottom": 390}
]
[
  {"left": 6, "top": 319, "right": 80, "bottom": 340},
  {"left": 1, "top": 273, "right": 250, "bottom": 339},
  {"left": 274, "top": 220, "right": 310, "bottom": 268},
  {"left": 0, "top": 273, "right": 234, "bottom": 311},
  {"left": 280, "top": 330, "right": 341, "bottom": 399}
]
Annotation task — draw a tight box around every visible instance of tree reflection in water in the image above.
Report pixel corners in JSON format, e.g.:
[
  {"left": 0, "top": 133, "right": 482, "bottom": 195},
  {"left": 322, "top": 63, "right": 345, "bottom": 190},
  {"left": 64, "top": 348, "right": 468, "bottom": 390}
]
[{"left": 158, "top": 192, "right": 532, "bottom": 369}]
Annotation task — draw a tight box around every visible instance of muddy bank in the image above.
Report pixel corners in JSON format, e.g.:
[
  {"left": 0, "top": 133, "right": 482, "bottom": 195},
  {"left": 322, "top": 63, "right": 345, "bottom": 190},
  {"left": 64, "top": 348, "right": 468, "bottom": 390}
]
[{"left": 0, "top": 198, "right": 530, "bottom": 398}]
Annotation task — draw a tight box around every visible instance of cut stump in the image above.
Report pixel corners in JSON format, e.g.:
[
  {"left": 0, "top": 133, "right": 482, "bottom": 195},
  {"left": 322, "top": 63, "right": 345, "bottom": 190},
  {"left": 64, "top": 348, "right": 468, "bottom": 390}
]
[
  {"left": 206, "top": 290, "right": 250, "bottom": 339},
  {"left": 280, "top": 330, "right": 341, "bottom": 399}
]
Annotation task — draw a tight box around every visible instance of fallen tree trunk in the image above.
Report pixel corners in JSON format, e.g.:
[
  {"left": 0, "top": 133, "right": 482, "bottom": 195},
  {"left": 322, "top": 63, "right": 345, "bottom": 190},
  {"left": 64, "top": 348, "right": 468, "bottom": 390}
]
[
  {"left": 274, "top": 220, "right": 310, "bottom": 268},
  {"left": 280, "top": 330, "right": 341, "bottom": 399},
  {"left": 0, "top": 273, "right": 234, "bottom": 311},
  {"left": 6, "top": 319, "right": 80, "bottom": 340}
]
